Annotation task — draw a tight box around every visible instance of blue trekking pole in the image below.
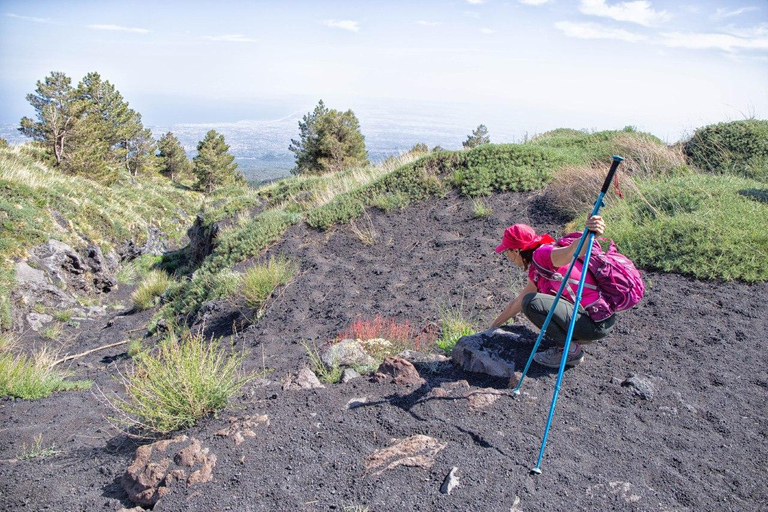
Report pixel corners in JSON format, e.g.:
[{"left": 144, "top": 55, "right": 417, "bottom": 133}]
[{"left": 511, "top": 155, "right": 624, "bottom": 474}]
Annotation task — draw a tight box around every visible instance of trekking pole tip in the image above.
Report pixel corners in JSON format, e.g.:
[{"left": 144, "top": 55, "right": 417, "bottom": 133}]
[
  {"left": 512, "top": 388, "right": 521, "bottom": 397},
  {"left": 530, "top": 467, "right": 542, "bottom": 475}
]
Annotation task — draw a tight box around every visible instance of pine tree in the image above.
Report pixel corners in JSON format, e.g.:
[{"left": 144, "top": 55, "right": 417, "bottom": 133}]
[
  {"left": 193, "top": 130, "right": 239, "bottom": 193},
  {"left": 19, "top": 71, "right": 82, "bottom": 166},
  {"left": 289, "top": 100, "right": 368, "bottom": 175},
  {"left": 463, "top": 124, "right": 490, "bottom": 149},
  {"left": 158, "top": 132, "right": 192, "bottom": 181}
]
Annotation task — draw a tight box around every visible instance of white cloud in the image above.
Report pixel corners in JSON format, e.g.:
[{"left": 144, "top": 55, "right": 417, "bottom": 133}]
[
  {"left": 6, "top": 12, "right": 58, "bottom": 24},
  {"left": 204, "top": 34, "right": 258, "bottom": 43},
  {"left": 714, "top": 7, "right": 760, "bottom": 20},
  {"left": 88, "top": 24, "right": 149, "bottom": 33},
  {"left": 660, "top": 30, "right": 768, "bottom": 52},
  {"left": 518, "top": 0, "right": 554, "bottom": 5},
  {"left": 323, "top": 19, "right": 360, "bottom": 32},
  {"left": 417, "top": 20, "right": 442, "bottom": 26},
  {"left": 466, "top": 0, "right": 486, "bottom": 4},
  {"left": 464, "top": 11, "right": 481, "bottom": 18},
  {"left": 555, "top": 21, "right": 645, "bottom": 42},
  {"left": 579, "top": 0, "right": 670, "bottom": 26},
  {"left": 481, "top": 28, "right": 495, "bottom": 34}
]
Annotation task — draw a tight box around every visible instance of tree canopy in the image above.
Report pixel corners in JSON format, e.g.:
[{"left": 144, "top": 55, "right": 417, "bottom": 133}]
[
  {"left": 289, "top": 100, "right": 368, "bottom": 175},
  {"left": 158, "top": 132, "right": 192, "bottom": 181},
  {"left": 463, "top": 124, "right": 490, "bottom": 149},
  {"left": 19, "top": 71, "right": 156, "bottom": 181},
  {"left": 193, "top": 130, "right": 241, "bottom": 193}
]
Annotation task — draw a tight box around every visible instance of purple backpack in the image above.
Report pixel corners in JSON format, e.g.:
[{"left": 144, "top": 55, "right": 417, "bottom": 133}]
[{"left": 555, "top": 232, "right": 645, "bottom": 321}]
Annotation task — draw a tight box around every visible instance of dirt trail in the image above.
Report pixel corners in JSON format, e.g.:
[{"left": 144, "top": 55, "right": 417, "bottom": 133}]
[{"left": 1, "top": 190, "right": 766, "bottom": 511}]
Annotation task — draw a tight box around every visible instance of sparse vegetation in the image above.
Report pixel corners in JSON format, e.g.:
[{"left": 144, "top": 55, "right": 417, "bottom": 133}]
[
  {"left": 19, "top": 433, "right": 60, "bottom": 460},
  {"left": 337, "top": 315, "right": 438, "bottom": 360},
  {"left": 112, "top": 332, "right": 257, "bottom": 434},
  {"left": 303, "top": 341, "right": 343, "bottom": 384}
]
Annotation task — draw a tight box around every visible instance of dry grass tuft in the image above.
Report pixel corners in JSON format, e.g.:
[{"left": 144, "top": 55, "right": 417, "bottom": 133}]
[{"left": 543, "top": 163, "right": 639, "bottom": 219}]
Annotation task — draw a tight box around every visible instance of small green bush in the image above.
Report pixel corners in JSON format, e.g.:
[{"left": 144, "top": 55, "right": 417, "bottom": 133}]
[
  {"left": 605, "top": 173, "right": 768, "bottom": 282},
  {"left": 113, "top": 332, "right": 257, "bottom": 434},
  {"left": 0, "top": 352, "right": 91, "bottom": 399},
  {"left": 132, "top": 270, "right": 173, "bottom": 310},
  {"left": 684, "top": 120, "right": 768, "bottom": 182}
]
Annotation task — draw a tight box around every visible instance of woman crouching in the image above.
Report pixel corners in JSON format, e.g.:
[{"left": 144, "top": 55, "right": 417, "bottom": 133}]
[{"left": 490, "top": 216, "right": 616, "bottom": 367}]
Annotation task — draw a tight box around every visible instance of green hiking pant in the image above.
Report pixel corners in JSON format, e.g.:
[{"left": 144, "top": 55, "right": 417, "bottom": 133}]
[{"left": 522, "top": 292, "right": 616, "bottom": 347}]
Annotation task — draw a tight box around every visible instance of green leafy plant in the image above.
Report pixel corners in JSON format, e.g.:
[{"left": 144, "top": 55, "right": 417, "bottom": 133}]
[
  {"left": 52, "top": 309, "right": 73, "bottom": 323},
  {"left": 605, "top": 172, "right": 768, "bottom": 282},
  {"left": 111, "top": 332, "right": 257, "bottom": 434},
  {"left": 684, "top": 119, "right": 768, "bottom": 182}
]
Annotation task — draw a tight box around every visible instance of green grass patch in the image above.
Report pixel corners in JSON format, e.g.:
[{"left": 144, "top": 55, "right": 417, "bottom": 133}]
[
  {"left": 605, "top": 173, "right": 768, "bottom": 282},
  {"left": 236, "top": 256, "right": 296, "bottom": 311},
  {"left": 436, "top": 306, "right": 475, "bottom": 355},
  {"left": 112, "top": 332, "right": 258, "bottom": 434},
  {"left": 0, "top": 352, "right": 92, "bottom": 399},
  {"left": 472, "top": 198, "right": 493, "bottom": 218},
  {"left": 131, "top": 270, "right": 174, "bottom": 310}
]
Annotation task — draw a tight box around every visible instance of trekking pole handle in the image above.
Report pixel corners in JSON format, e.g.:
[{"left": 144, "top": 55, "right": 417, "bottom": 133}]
[{"left": 600, "top": 156, "right": 625, "bottom": 194}]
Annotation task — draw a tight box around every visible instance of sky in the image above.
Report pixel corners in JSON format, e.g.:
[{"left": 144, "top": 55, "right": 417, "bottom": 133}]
[{"left": 1, "top": 0, "right": 767, "bottom": 142}]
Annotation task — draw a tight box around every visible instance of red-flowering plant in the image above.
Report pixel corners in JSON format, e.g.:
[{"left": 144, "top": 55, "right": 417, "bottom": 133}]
[{"left": 337, "top": 315, "right": 437, "bottom": 358}]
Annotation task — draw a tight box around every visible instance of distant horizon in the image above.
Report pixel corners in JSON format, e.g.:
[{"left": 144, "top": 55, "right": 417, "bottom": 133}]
[{"left": 2, "top": 0, "right": 766, "bottom": 152}]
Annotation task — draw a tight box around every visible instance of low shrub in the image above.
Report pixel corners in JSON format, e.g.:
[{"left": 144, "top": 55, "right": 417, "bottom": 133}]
[
  {"left": 0, "top": 352, "right": 92, "bottom": 399},
  {"left": 605, "top": 173, "right": 768, "bottom": 282},
  {"left": 112, "top": 332, "right": 257, "bottom": 434},
  {"left": 684, "top": 119, "right": 768, "bottom": 182},
  {"left": 132, "top": 270, "right": 173, "bottom": 310}
]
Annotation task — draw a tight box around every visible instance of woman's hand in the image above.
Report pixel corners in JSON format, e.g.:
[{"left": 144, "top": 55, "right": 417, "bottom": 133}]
[{"left": 586, "top": 215, "right": 605, "bottom": 236}]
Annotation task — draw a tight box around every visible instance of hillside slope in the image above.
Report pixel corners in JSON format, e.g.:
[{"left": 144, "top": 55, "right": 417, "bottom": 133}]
[{"left": 1, "top": 189, "right": 766, "bottom": 511}]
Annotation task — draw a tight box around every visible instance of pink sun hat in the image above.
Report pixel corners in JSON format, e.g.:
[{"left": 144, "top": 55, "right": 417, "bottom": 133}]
[{"left": 495, "top": 224, "right": 554, "bottom": 253}]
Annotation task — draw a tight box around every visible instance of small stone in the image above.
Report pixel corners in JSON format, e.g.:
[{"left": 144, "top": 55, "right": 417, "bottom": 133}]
[
  {"left": 294, "top": 368, "right": 325, "bottom": 389},
  {"left": 377, "top": 357, "right": 425, "bottom": 387},
  {"left": 621, "top": 374, "right": 655, "bottom": 400},
  {"left": 341, "top": 368, "right": 361, "bottom": 383},
  {"left": 440, "top": 467, "right": 460, "bottom": 494},
  {"left": 346, "top": 397, "right": 368, "bottom": 409}
]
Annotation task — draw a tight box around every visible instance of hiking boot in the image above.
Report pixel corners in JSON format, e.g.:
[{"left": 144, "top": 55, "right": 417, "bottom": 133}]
[{"left": 533, "top": 346, "right": 585, "bottom": 368}]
